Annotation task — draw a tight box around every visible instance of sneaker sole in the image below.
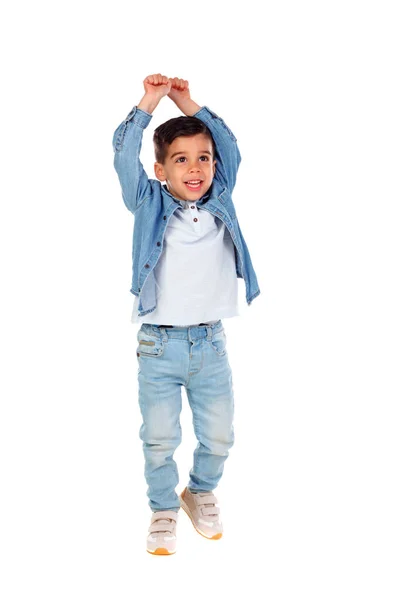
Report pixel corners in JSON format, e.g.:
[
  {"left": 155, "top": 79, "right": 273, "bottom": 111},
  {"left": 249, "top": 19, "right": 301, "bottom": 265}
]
[
  {"left": 180, "top": 500, "right": 222, "bottom": 540},
  {"left": 147, "top": 547, "right": 176, "bottom": 555}
]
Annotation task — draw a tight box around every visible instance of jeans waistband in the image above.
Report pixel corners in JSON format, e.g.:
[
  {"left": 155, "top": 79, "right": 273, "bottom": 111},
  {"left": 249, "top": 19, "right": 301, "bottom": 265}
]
[
  {"left": 143, "top": 319, "right": 223, "bottom": 342},
  {"left": 155, "top": 322, "right": 212, "bottom": 328}
]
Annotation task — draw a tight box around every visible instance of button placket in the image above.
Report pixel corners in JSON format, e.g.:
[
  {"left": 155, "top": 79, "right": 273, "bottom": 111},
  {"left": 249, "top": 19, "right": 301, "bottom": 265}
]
[{"left": 189, "top": 202, "right": 199, "bottom": 224}]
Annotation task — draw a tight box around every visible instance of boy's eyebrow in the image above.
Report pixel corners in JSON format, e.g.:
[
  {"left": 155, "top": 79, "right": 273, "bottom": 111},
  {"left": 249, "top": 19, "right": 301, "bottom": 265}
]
[{"left": 170, "top": 150, "right": 212, "bottom": 159}]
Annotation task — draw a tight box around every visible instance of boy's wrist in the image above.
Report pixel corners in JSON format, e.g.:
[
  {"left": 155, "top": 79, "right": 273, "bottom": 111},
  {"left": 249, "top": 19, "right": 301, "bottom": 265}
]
[
  {"left": 137, "top": 94, "right": 161, "bottom": 114},
  {"left": 175, "top": 98, "right": 202, "bottom": 116}
]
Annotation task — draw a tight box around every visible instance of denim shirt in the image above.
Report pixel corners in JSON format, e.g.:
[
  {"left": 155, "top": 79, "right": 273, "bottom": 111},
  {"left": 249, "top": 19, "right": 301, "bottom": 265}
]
[{"left": 112, "top": 105, "right": 261, "bottom": 317}]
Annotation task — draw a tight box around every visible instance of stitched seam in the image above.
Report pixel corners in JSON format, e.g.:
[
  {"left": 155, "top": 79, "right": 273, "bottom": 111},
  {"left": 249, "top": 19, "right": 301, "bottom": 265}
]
[
  {"left": 114, "top": 122, "right": 128, "bottom": 152},
  {"left": 135, "top": 194, "right": 150, "bottom": 212}
]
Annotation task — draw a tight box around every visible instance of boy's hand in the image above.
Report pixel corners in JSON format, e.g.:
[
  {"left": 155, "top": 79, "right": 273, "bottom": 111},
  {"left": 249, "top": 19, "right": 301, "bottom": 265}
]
[
  {"left": 137, "top": 73, "right": 201, "bottom": 116},
  {"left": 137, "top": 73, "right": 172, "bottom": 113},
  {"left": 167, "top": 77, "right": 191, "bottom": 105},
  {"left": 167, "top": 77, "right": 201, "bottom": 116},
  {"left": 142, "top": 73, "right": 172, "bottom": 99}
]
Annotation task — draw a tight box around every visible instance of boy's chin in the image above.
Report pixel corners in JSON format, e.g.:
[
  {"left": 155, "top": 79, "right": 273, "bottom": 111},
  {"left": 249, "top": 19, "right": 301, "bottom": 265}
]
[
  {"left": 181, "top": 183, "right": 211, "bottom": 200},
  {"left": 175, "top": 189, "right": 203, "bottom": 201}
]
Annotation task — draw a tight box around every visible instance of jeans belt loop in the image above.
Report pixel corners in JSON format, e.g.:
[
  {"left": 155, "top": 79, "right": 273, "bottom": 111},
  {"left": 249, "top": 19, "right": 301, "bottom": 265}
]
[{"left": 158, "top": 326, "right": 168, "bottom": 342}]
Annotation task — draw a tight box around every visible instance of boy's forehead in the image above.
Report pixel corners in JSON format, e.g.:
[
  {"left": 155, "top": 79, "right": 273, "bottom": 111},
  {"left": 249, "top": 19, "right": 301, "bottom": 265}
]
[{"left": 168, "top": 133, "right": 212, "bottom": 153}]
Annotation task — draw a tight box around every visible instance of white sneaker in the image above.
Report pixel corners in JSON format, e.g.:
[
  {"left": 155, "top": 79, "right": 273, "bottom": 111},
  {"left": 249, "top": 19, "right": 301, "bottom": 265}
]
[
  {"left": 180, "top": 487, "right": 223, "bottom": 539},
  {"left": 146, "top": 510, "right": 178, "bottom": 555}
]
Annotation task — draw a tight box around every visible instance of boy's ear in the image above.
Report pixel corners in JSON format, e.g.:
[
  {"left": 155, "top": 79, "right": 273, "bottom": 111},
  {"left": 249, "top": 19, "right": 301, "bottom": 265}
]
[{"left": 154, "top": 162, "right": 166, "bottom": 182}]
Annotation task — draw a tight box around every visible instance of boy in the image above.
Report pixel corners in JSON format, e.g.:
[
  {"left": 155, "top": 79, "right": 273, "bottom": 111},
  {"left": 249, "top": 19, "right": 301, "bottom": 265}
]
[{"left": 112, "top": 74, "right": 260, "bottom": 555}]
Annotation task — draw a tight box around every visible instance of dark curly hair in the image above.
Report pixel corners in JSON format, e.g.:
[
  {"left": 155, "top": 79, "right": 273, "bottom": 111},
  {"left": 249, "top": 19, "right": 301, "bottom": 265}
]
[{"left": 153, "top": 116, "right": 215, "bottom": 164}]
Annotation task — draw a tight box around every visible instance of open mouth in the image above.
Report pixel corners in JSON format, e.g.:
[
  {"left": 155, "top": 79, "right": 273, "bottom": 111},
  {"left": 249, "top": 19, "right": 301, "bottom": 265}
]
[{"left": 185, "top": 180, "right": 203, "bottom": 191}]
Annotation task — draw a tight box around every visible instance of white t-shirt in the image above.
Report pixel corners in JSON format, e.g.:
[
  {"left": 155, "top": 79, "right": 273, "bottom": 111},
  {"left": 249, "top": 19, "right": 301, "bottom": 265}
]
[{"left": 131, "top": 198, "right": 240, "bottom": 326}]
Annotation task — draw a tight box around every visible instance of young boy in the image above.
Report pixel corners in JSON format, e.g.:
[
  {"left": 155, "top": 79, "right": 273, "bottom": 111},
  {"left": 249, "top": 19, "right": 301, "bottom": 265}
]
[{"left": 112, "top": 74, "right": 260, "bottom": 555}]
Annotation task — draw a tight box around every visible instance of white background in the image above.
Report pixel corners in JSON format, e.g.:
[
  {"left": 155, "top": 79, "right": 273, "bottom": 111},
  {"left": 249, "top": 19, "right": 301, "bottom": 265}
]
[{"left": 1, "top": 1, "right": 394, "bottom": 598}]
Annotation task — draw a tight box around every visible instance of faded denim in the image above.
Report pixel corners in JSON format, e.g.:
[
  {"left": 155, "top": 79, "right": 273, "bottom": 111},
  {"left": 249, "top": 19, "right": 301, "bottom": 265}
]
[{"left": 136, "top": 320, "right": 234, "bottom": 512}]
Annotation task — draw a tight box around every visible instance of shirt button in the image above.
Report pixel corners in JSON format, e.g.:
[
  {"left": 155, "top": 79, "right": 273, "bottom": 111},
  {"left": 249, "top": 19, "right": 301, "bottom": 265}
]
[
  {"left": 145, "top": 264, "right": 149, "bottom": 268},
  {"left": 157, "top": 241, "right": 161, "bottom": 246},
  {"left": 191, "top": 205, "right": 195, "bottom": 209},
  {"left": 193, "top": 217, "right": 198, "bottom": 222}
]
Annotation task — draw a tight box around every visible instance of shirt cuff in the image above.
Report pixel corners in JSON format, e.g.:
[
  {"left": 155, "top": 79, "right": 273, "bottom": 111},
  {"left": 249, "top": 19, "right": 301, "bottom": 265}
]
[
  {"left": 192, "top": 106, "right": 220, "bottom": 120},
  {"left": 124, "top": 106, "right": 153, "bottom": 128}
]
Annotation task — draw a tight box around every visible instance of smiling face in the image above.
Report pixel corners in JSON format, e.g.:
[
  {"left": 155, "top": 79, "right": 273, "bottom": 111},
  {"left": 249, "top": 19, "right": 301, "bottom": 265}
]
[{"left": 154, "top": 133, "right": 216, "bottom": 201}]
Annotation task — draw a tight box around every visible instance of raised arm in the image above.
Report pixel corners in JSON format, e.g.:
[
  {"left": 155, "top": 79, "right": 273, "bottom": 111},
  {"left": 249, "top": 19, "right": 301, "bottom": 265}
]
[
  {"left": 167, "top": 78, "right": 241, "bottom": 192},
  {"left": 112, "top": 74, "right": 172, "bottom": 214}
]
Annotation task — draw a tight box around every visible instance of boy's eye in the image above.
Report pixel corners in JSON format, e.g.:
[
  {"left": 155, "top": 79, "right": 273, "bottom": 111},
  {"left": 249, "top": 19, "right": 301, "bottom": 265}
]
[{"left": 175, "top": 156, "right": 209, "bottom": 163}]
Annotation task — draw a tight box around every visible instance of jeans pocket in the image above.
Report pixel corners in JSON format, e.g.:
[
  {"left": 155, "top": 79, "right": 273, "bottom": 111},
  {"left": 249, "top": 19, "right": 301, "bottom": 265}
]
[
  {"left": 136, "top": 329, "right": 164, "bottom": 358},
  {"left": 209, "top": 329, "right": 227, "bottom": 357}
]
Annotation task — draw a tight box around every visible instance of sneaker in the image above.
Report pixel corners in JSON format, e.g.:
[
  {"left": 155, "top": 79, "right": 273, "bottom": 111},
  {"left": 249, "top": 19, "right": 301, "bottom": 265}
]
[
  {"left": 146, "top": 510, "right": 178, "bottom": 555},
  {"left": 180, "top": 487, "right": 223, "bottom": 540}
]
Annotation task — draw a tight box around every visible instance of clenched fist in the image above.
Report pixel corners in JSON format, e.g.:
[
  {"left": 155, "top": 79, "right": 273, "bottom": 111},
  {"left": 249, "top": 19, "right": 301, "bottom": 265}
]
[
  {"left": 142, "top": 73, "right": 172, "bottom": 99},
  {"left": 167, "top": 77, "right": 191, "bottom": 104}
]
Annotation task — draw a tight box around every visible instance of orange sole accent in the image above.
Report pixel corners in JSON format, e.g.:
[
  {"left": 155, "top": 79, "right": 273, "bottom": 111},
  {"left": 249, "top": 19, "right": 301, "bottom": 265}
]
[
  {"left": 147, "top": 547, "right": 175, "bottom": 555},
  {"left": 180, "top": 504, "right": 223, "bottom": 540}
]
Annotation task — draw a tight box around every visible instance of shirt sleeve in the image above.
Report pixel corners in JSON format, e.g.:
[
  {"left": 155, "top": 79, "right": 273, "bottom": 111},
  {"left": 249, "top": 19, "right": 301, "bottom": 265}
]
[
  {"left": 112, "top": 106, "right": 154, "bottom": 214},
  {"left": 192, "top": 106, "right": 242, "bottom": 193}
]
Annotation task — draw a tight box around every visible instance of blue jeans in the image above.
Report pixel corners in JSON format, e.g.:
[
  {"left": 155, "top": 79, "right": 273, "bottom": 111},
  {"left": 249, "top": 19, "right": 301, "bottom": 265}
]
[{"left": 136, "top": 320, "right": 235, "bottom": 512}]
